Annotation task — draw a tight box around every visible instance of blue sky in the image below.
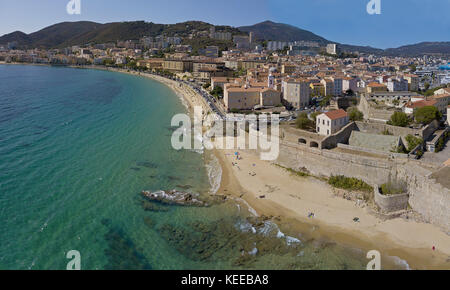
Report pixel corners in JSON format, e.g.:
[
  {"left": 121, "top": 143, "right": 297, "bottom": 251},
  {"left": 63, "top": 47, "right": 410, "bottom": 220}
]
[{"left": 0, "top": 0, "right": 449, "bottom": 49}]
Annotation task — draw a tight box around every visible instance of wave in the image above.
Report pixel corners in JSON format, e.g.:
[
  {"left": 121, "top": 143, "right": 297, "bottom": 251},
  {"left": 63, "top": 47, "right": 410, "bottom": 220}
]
[
  {"left": 192, "top": 130, "right": 204, "bottom": 154},
  {"left": 205, "top": 154, "right": 222, "bottom": 194},
  {"left": 235, "top": 219, "right": 302, "bottom": 247},
  {"left": 174, "top": 90, "right": 189, "bottom": 110},
  {"left": 233, "top": 197, "right": 258, "bottom": 217},
  {"left": 389, "top": 256, "right": 411, "bottom": 270}
]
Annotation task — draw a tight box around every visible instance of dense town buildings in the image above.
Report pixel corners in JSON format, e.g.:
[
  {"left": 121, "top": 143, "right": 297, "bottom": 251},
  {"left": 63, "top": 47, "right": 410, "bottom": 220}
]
[{"left": 1, "top": 30, "right": 448, "bottom": 133}]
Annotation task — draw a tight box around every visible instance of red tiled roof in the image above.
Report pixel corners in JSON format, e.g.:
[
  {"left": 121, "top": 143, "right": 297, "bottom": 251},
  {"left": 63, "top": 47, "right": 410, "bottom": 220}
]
[
  {"left": 324, "top": 109, "right": 348, "bottom": 120},
  {"left": 431, "top": 93, "right": 450, "bottom": 100},
  {"left": 367, "top": 82, "right": 386, "bottom": 87},
  {"left": 406, "top": 100, "right": 437, "bottom": 109}
]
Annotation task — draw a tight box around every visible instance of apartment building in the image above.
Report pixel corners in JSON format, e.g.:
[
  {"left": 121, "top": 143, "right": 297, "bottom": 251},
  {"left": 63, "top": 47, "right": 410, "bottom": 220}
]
[
  {"left": 331, "top": 77, "right": 343, "bottom": 96},
  {"left": 233, "top": 35, "right": 251, "bottom": 50},
  {"left": 210, "top": 27, "right": 232, "bottom": 41},
  {"left": 162, "top": 59, "right": 193, "bottom": 72},
  {"left": 239, "top": 60, "right": 265, "bottom": 70},
  {"left": 403, "top": 74, "right": 419, "bottom": 91},
  {"left": 387, "top": 77, "right": 409, "bottom": 92},
  {"left": 320, "top": 79, "right": 334, "bottom": 96},
  {"left": 282, "top": 79, "right": 311, "bottom": 109},
  {"left": 224, "top": 86, "right": 281, "bottom": 111},
  {"left": 211, "top": 77, "right": 239, "bottom": 90},
  {"left": 281, "top": 64, "right": 296, "bottom": 74},
  {"left": 137, "top": 59, "right": 164, "bottom": 70},
  {"left": 199, "top": 46, "right": 219, "bottom": 58},
  {"left": 267, "top": 41, "right": 289, "bottom": 51},
  {"left": 366, "top": 82, "right": 388, "bottom": 93},
  {"left": 326, "top": 44, "right": 339, "bottom": 55},
  {"left": 430, "top": 93, "right": 450, "bottom": 114},
  {"left": 342, "top": 77, "right": 358, "bottom": 93}
]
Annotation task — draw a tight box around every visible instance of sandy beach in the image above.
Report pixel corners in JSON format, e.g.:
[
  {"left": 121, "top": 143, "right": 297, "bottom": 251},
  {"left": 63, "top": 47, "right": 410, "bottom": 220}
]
[{"left": 212, "top": 145, "right": 450, "bottom": 270}]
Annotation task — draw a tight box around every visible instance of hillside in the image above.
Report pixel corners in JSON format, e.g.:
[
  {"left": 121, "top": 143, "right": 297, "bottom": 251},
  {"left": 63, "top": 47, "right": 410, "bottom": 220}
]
[
  {"left": 0, "top": 31, "right": 32, "bottom": 46},
  {"left": 384, "top": 42, "right": 450, "bottom": 56},
  {"left": 238, "top": 21, "right": 384, "bottom": 54},
  {"left": 0, "top": 21, "right": 241, "bottom": 49},
  {"left": 239, "top": 20, "right": 329, "bottom": 44},
  {"left": 1, "top": 20, "right": 448, "bottom": 56}
]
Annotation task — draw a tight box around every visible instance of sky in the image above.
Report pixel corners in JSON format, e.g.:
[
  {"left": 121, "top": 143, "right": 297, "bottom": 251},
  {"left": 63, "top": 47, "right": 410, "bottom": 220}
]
[{"left": 0, "top": 0, "right": 449, "bottom": 49}]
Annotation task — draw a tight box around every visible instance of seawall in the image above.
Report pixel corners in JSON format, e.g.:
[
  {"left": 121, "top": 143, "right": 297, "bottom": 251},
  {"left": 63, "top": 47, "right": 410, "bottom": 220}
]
[{"left": 276, "top": 140, "right": 450, "bottom": 233}]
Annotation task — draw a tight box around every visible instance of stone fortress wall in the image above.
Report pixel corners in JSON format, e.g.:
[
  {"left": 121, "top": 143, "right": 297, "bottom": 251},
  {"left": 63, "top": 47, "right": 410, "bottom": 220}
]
[
  {"left": 373, "top": 186, "right": 409, "bottom": 213},
  {"left": 276, "top": 140, "right": 450, "bottom": 233}
]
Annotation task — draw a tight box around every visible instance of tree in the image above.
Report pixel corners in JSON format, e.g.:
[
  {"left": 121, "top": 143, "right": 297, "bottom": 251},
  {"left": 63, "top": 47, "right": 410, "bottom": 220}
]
[
  {"left": 414, "top": 106, "right": 442, "bottom": 125},
  {"left": 348, "top": 108, "right": 364, "bottom": 122},
  {"left": 405, "top": 135, "right": 423, "bottom": 153},
  {"left": 296, "top": 113, "right": 314, "bottom": 129},
  {"left": 344, "top": 89, "right": 355, "bottom": 96},
  {"left": 211, "top": 86, "right": 223, "bottom": 98},
  {"left": 387, "top": 112, "right": 410, "bottom": 127},
  {"left": 319, "top": 95, "right": 332, "bottom": 107}
]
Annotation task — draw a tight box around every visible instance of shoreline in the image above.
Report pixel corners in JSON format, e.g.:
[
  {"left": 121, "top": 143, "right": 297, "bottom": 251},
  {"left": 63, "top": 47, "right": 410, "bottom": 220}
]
[
  {"left": 213, "top": 146, "right": 450, "bottom": 269},
  {"left": 4, "top": 63, "right": 449, "bottom": 269}
]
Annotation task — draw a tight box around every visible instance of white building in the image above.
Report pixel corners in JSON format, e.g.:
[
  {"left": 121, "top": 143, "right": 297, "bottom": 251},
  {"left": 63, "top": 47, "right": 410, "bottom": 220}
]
[
  {"left": 343, "top": 77, "right": 358, "bottom": 93},
  {"left": 267, "top": 41, "right": 289, "bottom": 51},
  {"left": 233, "top": 35, "right": 251, "bottom": 50},
  {"left": 326, "top": 43, "right": 339, "bottom": 55},
  {"left": 316, "top": 109, "right": 349, "bottom": 136}
]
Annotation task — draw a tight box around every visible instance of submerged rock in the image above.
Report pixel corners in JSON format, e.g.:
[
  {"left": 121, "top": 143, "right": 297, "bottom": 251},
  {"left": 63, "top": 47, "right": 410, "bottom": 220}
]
[
  {"left": 101, "top": 219, "right": 152, "bottom": 270},
  {"left": 176, "top": 184, "right": 193, "bottom": 190},
  {"left": 141, "top": 200, "right": 170, "bottom": 212},
  {"left": 143, "top": 217, "right": 156, "bottom": 228},
  {"left": 136, "top": 161, "right": 158, "bottom": 169}
]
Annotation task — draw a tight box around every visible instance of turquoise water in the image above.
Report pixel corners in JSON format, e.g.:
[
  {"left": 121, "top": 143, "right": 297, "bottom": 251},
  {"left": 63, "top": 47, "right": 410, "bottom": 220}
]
[{"left": 0, "top": 65, "right": 379, "bottom": 270}]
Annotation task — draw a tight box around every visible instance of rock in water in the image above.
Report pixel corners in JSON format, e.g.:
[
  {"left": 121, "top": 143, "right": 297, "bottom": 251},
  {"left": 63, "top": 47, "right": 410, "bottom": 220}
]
[{"left": 141, "top": 190, "right": 207, "bottom": 207}]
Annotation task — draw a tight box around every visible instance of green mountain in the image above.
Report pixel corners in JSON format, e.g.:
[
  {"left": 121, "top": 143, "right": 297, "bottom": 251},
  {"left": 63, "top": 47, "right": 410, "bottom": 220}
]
[
  {"left": 0, "top": 21, "right": 240, "bottom": 49},
  {"left": 237, "top": 21, "right": 450, "bottom": 56},
  {"left": 0, "top": 31, "right": 32, "bottom": 46},
  {"left": 1, "top": 20, "right": 448, "bottom": 56},
  {"left": 384, "top": 42, "right": 450, "bottom": 56},
  {"left": 238, "top": 21, "right": 384, "bottom": 54},
  {"left": 239, "top": 20, "right": 329, "bottom": 44}
]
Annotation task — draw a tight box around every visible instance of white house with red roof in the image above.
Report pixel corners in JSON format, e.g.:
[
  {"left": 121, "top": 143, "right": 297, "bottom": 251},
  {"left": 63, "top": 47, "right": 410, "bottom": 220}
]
[{"left": 316, "top": 109, "right": 349, "bottom": 136}]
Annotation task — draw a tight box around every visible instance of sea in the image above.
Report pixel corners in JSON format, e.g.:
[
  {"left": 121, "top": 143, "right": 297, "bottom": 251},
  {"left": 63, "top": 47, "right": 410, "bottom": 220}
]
[{"left": 0, "top": 64, "right": 405, "bottom": 270}]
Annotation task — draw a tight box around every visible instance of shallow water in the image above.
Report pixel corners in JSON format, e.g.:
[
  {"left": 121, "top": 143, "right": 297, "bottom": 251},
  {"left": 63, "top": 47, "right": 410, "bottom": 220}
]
[{"left": 0, "top": 65, "right": 400, "bottom": 270}]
